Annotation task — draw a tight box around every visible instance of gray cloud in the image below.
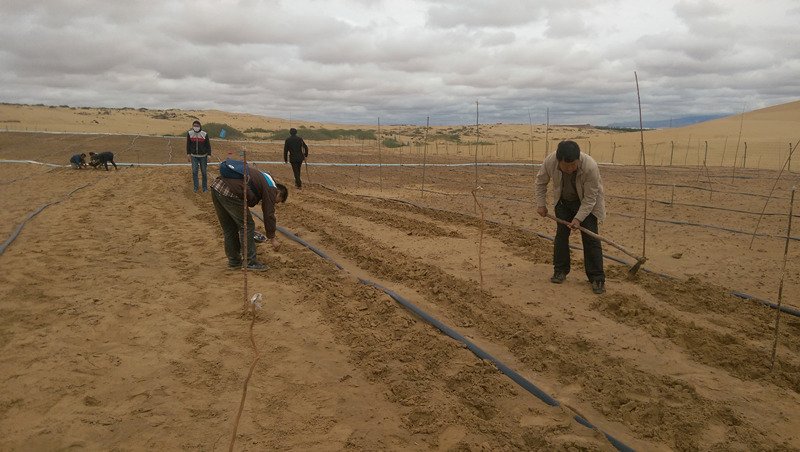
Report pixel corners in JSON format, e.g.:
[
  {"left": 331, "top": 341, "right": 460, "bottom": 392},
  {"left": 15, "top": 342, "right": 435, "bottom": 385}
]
[{"left": 0, "top": 0, "right": 797, "bottom": 126}]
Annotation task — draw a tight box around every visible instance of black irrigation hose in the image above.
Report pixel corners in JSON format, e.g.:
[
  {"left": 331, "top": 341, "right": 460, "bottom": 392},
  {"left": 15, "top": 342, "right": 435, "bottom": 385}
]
[
  {"left": 612, "top": 212, "right": 800, "bottom": 242},
  {"left": 273, "top": 224, "right": 635, "bottom": 452},
  {"left": 315, "top": 185, "right": 800, "bottom": 318},
  {"left": 607, "top": 194, "right": 800, "bottom": 218},
  {"left": 0, "top": 184, "right": 92, "bottom": 256}
]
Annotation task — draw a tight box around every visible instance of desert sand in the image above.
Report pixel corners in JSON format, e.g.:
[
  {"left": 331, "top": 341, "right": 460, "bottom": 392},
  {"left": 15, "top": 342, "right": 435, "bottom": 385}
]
[{"left": 1, "top": 103, "right": 799, "bottom": 451}]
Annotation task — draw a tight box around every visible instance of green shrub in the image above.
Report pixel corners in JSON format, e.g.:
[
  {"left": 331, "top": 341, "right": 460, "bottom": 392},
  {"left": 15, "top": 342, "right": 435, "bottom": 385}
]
[
  {"left": 263, "top": 127, "right": 377, "bottom": 141},
  {"left": 382, "top": 137, "right": 404, "bottom": 148}
]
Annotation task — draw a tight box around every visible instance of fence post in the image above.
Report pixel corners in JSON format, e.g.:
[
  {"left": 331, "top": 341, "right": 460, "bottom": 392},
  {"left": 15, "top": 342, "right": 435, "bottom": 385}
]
[
  {"left": 743, "top": 142, "right": 748, "bottom": 168},
  {"left": 611, "top": 142, "right": 616, "bottom": 164},
  {"left": 670, "top": 141, "right": 674, "bottom": 166}
]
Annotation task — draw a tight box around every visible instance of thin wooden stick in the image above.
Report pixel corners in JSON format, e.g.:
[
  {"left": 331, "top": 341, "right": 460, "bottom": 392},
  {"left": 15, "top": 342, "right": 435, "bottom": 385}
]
[
  {"left": 749, "top": 139, "right": 800, "bottom": 249},
  {"left": 771, "top": 187, "right": 795, "bottom": 370},
  {"left": 528, "top": 109, "right": 536, "bottom": 172},
  {"left": 732, "top": 105, "right": 745, "bottom": 182},
  {"left": 421, "top": 116, "right": 430, "bottom": 198},
  {"left": 635, "top": 71, "right": 648, "bottom": 258},
  {"left": 544, "top": 107, "right": 550, "bottom": 160},
  {"left": 357, "top": 139, "right": 366, "bottom": 189},
  {"left": 720, "top": 136, "right": 728, "bottom": 167},
  {"left": 471, "top": 188, "right": 485, "bottom": 290},
  {"left": 228, "top": 293, "right": 262, "bottom": 452},
  {"left": 474, "top": 101, "right": 479, "bottom": 188},
  {"left": 241, "top": 150, "right": 249, "bottom": 311},
  {"left": 378, "top": 118, "right": 383, "bottom": 192}
]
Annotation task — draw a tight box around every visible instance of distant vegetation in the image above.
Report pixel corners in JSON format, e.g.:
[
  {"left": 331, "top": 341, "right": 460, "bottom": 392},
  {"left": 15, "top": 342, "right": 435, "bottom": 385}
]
[
  {"left": 382, "top": 137, "right": 404, "bottom": 148},
  {"left": 161, "top": 123, "right": 245, "bottom": 139},
  {"left": 595, "top": 125, "right": 641, "bottom": 132},
  {"left": 258, "top": 127, "right": 377, "bottom": 141}
]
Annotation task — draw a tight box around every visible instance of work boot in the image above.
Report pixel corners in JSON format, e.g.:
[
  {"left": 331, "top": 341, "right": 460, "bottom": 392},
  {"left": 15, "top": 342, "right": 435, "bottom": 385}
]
[
  {"left": 591, "top": 280, "right": 606, "bottom": 294},
  {"left": 228, "top": 260, "right": 242, "bottom": 269},
  {"left": 550, "top": 272, "right": 566, "bottom": 284},
  {"left": 246, "top": 261, "right": 269, "bottom": 272}
]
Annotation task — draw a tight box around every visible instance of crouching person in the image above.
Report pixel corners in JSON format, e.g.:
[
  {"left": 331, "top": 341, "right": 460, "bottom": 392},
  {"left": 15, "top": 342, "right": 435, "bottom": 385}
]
[
  {"left": 211, "top": 163, "right": 288, "bottom": 271},
  {"left": 70, "top": 153, "right": 87, "bottom": 169},
  {"left": 89, "top": 151, "right": 117, "bottom": 171}
]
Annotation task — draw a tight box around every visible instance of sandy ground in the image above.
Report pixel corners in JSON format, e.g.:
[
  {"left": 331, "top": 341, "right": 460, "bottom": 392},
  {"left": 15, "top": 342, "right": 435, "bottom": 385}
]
[{"left": 2, "top": 116, "right": 800, "bottom": 450}]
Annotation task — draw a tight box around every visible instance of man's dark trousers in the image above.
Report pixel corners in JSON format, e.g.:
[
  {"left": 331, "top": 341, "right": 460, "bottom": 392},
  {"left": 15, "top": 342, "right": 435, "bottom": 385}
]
[
  {"left": 553, "top": 199, "right": 605, "bottom": 282},
  {"left": 290, "top": 160, "right": 303, "bottom": 188},
  {"left": 211, "top": 189, "right": 257, "bottom": 265}
]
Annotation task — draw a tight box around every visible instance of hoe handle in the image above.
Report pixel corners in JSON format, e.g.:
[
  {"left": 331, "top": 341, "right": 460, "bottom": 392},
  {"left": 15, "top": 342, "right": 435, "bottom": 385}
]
[{"left": 546, "top": 214, "right": 644, "bottom": 262}]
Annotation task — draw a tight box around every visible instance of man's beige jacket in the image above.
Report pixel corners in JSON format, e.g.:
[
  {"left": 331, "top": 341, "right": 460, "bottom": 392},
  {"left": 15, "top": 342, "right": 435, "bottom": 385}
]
[{"left": 535, "top": 152, "right": 606, "bottom": 223}]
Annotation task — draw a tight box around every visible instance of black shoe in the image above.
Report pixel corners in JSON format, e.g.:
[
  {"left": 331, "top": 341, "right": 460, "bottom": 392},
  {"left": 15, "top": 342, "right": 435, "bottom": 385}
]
[
  {"left": 246, "top": 261, "right": 269, "bottom": 272},
  {"left": 228, "top": 260, "right": 242, "bottom": 269},
  {"left": 591, "top": 280, "right": 606, "bottom": 294},
  {"left": 550, "top": 272, "right": 566, "bottom": 284}
]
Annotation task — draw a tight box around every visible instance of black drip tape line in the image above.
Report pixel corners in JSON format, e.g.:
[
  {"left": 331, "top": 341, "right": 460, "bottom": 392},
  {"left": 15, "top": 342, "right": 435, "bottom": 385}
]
[
  {"left": 273, "top": 224, "right": 635, "bottom": 452},
  {"left": 0, "top": 184, "right": 92, "bottom": 256}
]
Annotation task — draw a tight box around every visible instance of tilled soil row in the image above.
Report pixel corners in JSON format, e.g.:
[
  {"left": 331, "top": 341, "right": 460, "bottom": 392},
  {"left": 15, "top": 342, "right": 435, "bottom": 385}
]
[
  {"left": 280, "top": 201, "right": 775, "bottom": 450},
  {"left": 247, "top": 218, "right": 612, "bottom": 449},
  {"left": 626, "top": 269, "right": 800, "bottom": 352},
  {"left": 310, "top": 189, "right": 800, "bottom": 386}
]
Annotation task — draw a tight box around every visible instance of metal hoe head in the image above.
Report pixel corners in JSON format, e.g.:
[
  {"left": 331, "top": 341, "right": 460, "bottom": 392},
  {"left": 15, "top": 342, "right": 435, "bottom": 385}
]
[{"left": 627, "top": 257, "right": 647, "bottom": 278}]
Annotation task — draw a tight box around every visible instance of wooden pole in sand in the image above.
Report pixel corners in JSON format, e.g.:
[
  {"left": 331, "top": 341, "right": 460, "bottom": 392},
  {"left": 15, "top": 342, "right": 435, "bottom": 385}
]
[
  {"left": 421, "top": 116, "right": 429, "bottom": 198},
  {"left": 749, "top": 140, "right": 800, "bottom": 249},
  {"left": 635, "top": 71, "right": 649, "bottom": 258},
  {"left": 770, "top": 187, "right": 795, "bottom": 370},
  {"left": 474, "top": 101, "right": 480, "bottom": 188},
  {"left": 732, "top": 106, "right": 745, "bottom": 182},
  {"left": 378, "top": 118, "right": 383, "bottom": 192},
  {"left": 241, "top": 150, "right": 250, "bottom": 310},
  {"left": 669, "top": 141, "right": 674, "bottom": 166},
  {"left": 720, "top": 136, "right": 728, "bottom": 167},
  {"left": 544, "top": 107, "right": 550, "bottom": 160}
]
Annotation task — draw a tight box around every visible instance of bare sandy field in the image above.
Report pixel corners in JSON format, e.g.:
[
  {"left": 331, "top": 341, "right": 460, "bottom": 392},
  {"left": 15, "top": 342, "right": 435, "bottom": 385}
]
[{"left": 1, "top": 114, "right": 799, "bottom": 451}]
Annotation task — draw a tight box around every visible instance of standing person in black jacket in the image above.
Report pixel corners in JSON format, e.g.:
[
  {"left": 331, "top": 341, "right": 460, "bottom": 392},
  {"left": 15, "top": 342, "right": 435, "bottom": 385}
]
[
  {"left": 283, "top": 128, "right": 309, "bottom": 189},
  {"left": 186, "top": 120, "right": 212, "bottom": 192}
]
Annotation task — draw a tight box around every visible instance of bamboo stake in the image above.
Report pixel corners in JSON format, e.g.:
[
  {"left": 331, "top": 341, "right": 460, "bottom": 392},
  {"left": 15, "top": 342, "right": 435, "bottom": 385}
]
[
  {"left": 471, "top": 188, "right": 485, "bottom": 290},
  {"left": 474, "top": 101, "right": 479, "bottom": 188},
  {"left": 421, "top": 116, "right": 429, "bottom": 198},
  {"left": 544, "top": 107, "right": 550, "bottom": 160},
  {"left": 732, "top": 106, "right": 745, "bottom": 182},
  {"left": 228, "top": 293, "right": 262, "bottom": 452},
  {"left": 669, "top": 141, "right": 674, "bottom": 166},
  {"left": 528, "top": 109, "right": 534, "bottom": 162},
  {"left": 749, "top": 139, "right": 800, "bottom": 249},
  {"left": 241, "top": 150, "right": 249, "bottom": 311},
  {"left": 378, "top": 118, "right": 383, "bottom": 192},
  {"left": 356, "top": 139, "right": 363, "bottom": 189},
  {"left": 670, "top": 184, "right": 675, "bottom": 206},
  {"left": 770, "top": 187, "right": 795, "bottom": 370},
  {"left": 635, "top": 71, "right": 648, "bottom": 258},
  {"left": 611, "top": 142, "right": 616, "bottom": 164},
  {"left": 720, "top": 136, "right": 728, "bottom": 167}
]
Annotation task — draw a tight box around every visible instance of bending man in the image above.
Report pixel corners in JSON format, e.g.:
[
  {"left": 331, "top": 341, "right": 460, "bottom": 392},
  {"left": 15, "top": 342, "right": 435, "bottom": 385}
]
[
  {"left": 211, "top": 163, "right": 288, "bottom": 271},
  {"left": 535, "top": 140, "right": 606, "bottom": 294}
]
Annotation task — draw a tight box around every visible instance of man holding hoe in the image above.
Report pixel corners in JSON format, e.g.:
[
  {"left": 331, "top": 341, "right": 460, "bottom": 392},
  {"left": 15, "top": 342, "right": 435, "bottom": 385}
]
[{"left": 535, "top": 140, "right": 607, "bottom": 294}]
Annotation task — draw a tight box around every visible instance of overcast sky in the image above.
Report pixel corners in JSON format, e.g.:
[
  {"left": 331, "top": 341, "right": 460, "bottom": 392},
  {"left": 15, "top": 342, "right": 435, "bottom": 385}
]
[{"left": 1, "top": 0, "right": 798, "bottom": 126}]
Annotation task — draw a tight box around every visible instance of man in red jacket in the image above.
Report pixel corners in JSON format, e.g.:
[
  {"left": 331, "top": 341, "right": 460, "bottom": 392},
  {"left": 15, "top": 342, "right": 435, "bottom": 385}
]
[
  {"left": 186, "top": 120, "right": 212, "bottom": 192},
  {"left": 211, "top": 164, "right": 288, "bottom": 270}
]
